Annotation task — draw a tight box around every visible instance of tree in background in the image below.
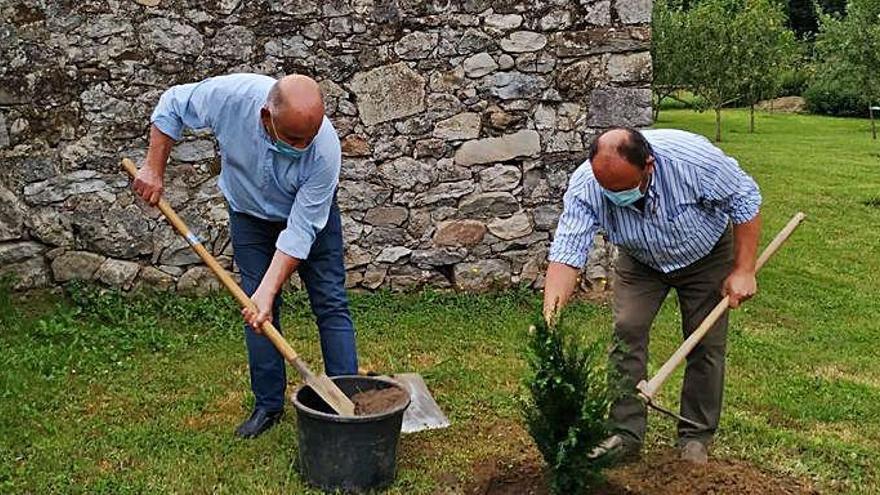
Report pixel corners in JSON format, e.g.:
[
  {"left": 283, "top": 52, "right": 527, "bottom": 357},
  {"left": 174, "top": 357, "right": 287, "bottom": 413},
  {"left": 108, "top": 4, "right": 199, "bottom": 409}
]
[
  {"left": 651, "top": 0, "right": 689, "bottom": 122},
  {"left": 735, "top": 0, "right": 798, "bottom": 132},
  {"left": 653, "top": 0, "right": 797, "bottom": 141},
  {"left": 677, "top": 0, "right": 744, "bottom": 141},
  {"left": 812, "top": 0, "right": 880, "bottom": 126}
]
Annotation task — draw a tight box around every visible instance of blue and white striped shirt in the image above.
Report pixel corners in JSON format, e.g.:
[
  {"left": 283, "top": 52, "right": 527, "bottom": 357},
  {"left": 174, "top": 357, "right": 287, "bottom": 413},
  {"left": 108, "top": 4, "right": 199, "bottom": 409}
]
[{"left": 549, "top": 129, "right": 761, "bottom": 273}]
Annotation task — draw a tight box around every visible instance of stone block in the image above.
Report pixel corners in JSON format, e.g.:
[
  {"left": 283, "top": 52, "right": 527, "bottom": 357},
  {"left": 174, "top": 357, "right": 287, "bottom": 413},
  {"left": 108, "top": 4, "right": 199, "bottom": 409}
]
[
  {"left": 454, "top": 130, "right": 540, "bottom": 166},
  {"left": 350, "top": 63, "right": 426, "bottom": 126}
]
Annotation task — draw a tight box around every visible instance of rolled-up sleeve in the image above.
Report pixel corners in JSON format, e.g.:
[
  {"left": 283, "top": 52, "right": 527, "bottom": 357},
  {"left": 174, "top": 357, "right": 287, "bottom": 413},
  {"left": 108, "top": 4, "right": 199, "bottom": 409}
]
[
  {"left": 699, "top": 153, "right": 762, "bottom": 224},
  {"left": 150, "top": 81, "right": 217, "bottom": 141},
  {"left": 548, "top": 167, "right": 599, "bottom": 269},
  {"left": 276, "top": 155, "right": 340, "bottom": 260}
]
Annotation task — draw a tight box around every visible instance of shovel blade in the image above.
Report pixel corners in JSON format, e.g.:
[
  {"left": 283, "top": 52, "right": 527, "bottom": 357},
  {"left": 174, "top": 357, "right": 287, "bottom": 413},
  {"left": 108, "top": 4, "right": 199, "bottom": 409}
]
[
  {"left": 305, "top": 373, "right": 356, "bottom": 416},
  {"left": 389, "top": 373, "right": 450, "bottom": 434}
]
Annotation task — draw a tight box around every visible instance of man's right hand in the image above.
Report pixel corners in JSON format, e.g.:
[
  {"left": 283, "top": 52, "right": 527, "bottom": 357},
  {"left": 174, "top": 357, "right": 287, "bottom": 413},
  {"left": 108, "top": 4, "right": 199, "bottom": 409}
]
[
  {"left": 542, "top": 262, "right": 581, "bottom": 325},
  {"left": 133, "top": 165, "right": 165, "bottom": 206}
]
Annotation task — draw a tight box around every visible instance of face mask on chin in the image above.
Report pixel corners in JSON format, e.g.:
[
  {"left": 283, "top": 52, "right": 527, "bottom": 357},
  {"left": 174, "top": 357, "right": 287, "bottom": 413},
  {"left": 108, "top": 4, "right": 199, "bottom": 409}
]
[{"left": 266, "top": 110, "right": 311, "bottom": 159}]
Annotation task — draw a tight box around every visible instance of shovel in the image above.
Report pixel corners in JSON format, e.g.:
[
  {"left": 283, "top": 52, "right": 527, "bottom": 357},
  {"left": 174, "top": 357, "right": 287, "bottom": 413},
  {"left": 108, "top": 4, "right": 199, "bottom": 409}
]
[
  {"left": 122, "top": 158, "right": 356, "bottom": 417},
  {"left": 637, "top": 212, "right": 806, "bottom": 428},
  {"left": 358, "top": 368, "right": 451, "bottom": 434}
]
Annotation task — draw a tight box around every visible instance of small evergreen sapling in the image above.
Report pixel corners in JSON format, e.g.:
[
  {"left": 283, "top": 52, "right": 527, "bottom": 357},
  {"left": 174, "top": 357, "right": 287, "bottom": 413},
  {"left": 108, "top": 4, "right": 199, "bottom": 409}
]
[{"left": 523, "top": 310, "right": 621, "bottom": 493}]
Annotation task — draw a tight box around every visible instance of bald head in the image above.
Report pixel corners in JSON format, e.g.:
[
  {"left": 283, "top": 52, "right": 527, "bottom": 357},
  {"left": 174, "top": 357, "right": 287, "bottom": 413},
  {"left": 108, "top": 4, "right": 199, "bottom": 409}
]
[
  {"left": 589, "top": 127, "right": 654, "bottom": 192},
  {"left": 262, "top": 74, "right": 325, "bottom": 149}
]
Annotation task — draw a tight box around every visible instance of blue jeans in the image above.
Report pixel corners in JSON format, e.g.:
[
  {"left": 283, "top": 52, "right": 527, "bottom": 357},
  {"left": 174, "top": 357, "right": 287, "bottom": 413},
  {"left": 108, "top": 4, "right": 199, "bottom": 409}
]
[{"left": 229, "top": 202, "right": 358, "bottom": 412}]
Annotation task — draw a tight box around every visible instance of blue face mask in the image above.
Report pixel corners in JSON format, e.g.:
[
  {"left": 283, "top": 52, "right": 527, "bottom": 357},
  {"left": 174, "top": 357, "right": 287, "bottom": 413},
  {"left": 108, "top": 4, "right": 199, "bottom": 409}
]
[
  {"left": 267, "top": 111, "right": 311, "bottom": 159},
  {"left": 603, "top": 172, "right": 651, "bottom": 207},
  {"left": 603, "top": 186, "right": 644, "bottom": 207}
]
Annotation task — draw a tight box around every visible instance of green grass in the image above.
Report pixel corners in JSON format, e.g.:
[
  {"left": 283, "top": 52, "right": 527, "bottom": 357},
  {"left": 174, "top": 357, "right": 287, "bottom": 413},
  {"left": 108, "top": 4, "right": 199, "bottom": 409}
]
[{"left": 2, "top": 108, "right": 879, "bottom": 493}]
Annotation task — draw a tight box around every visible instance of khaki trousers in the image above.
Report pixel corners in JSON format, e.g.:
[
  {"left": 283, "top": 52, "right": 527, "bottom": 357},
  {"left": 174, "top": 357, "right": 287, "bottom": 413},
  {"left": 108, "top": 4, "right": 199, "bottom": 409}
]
[{"left": 610, "top": 227, "right": 734, "bottom": 445}]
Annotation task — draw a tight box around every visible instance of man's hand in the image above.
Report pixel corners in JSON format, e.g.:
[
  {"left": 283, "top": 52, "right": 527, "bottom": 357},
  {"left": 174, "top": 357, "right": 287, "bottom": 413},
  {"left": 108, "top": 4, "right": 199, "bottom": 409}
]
[
  {"left": 722, "top": 269, "right": 757, "bottom": 308},
  {"left": 242, "top": 285, "right": 275, "bottom": 334},
  {"left": 542, "top": 262, "right": 580, "bottom": 325},
  {"left": 132, "top": 164, "right": 165, "bottom": 206},
  {"left": 543, "top": 295, "right": 560, "bottom": 325}
]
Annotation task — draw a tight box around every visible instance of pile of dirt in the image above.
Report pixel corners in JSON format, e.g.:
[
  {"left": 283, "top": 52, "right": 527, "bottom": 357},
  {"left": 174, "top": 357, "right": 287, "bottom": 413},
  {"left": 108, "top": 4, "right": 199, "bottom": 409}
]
[
  {"left": 469, "top": 451, "right": 818, "bottom": 495},
  {"left": 756, "top": 96, "right": 806, "bottom": 113},
  {"left": 603, "top": 455, "right": 819, "bottom": 495},
  {"left": 351, "top": 386, "right": 408, "bottom": 415}
]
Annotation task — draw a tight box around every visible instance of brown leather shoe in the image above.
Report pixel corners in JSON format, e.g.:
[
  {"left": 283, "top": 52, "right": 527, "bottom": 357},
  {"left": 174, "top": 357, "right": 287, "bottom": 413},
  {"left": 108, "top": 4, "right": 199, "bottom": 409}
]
[{"left": 680, "top": 440, "right": 709, "bottom": 464}]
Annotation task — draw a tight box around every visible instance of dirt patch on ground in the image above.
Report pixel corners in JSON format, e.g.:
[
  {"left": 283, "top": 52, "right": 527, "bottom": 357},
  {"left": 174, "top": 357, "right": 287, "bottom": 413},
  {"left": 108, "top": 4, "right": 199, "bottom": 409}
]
[
  {"left": 182, "top": 390, "right": 243, "bottom": 430},
  {"left": 351, "top": 386, "right": 408, "bottom": 415},
  {"left": 466, "top": 451, "right": 818, "bottom": 495}
]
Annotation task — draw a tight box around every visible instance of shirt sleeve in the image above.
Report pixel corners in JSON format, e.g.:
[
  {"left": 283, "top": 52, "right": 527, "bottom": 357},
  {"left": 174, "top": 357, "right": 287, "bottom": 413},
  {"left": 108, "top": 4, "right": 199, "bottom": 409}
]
[
  {"left": 548, "top": 167, "right": 599, "bottom": 269},
  {"left": 275, "top": 152, "right": 340, "bottom": 260},
  {"left": 696, "top": 141, "right": 762, "bottom": 224},
  {"left": 150, "top": 80, "right": 219, "bottom": 141}
]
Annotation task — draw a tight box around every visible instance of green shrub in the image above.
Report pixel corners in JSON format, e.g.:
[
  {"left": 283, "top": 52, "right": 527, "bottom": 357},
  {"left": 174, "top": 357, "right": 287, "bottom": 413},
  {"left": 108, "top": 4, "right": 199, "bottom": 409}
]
[
  {"left": 522, "top": 310, "right": 621, "bottom": 494},
  {"left": 804, "top": 77, "right": 871, "bottom": 117},
  {"left": 776, "top": 67, "right": 811, "bottom": 97}
]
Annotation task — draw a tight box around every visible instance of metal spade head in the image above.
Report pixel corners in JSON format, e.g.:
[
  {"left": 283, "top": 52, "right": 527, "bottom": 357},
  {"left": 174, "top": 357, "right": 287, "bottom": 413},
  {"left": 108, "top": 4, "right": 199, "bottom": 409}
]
[{"left": 387, "top": 373, "right": 450, "bottom": 434}]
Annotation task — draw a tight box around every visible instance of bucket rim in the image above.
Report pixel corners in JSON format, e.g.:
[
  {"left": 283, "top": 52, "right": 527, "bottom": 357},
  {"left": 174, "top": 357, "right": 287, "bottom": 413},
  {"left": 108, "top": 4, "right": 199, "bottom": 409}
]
[{"left": 292, "top": 375, "right": 411, "bottom": 423}]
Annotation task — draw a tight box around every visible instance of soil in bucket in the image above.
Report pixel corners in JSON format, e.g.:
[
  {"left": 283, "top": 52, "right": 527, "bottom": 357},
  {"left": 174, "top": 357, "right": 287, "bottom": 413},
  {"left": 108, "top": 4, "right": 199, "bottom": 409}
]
[{"left": 351, "top": 386, "right": 409, "bottom": 415}]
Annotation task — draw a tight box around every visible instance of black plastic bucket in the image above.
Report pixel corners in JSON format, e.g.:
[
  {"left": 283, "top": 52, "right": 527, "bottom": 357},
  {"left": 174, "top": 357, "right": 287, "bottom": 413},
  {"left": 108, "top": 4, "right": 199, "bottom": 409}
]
[{"left": 292, "top": 375, "right": 410, "bottom": 493}]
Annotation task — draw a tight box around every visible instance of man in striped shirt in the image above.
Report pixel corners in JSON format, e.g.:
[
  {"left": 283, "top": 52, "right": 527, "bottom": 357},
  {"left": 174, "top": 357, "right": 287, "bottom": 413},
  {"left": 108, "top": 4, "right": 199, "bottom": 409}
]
[{"left": 543, "top": 127, "right": 762, "bottom": 464}]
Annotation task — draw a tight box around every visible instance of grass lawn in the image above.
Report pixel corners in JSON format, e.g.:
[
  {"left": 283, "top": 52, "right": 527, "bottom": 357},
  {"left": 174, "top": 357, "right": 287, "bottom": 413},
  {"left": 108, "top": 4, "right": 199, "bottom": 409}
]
[{"left": 2, "top": 108, "right": 879, "bottom": 494}]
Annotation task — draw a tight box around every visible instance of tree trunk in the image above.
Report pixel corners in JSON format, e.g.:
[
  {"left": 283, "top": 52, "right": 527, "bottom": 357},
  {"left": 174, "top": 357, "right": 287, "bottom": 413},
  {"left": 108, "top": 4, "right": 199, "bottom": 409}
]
[
  {"left": 871, "top": 105, "right": 877, "bottom": 140},
  {"left": 749, "top": 104, "right": 755, "bottom": 133},
  {"left": 714, "top": 107, "right": 722, "bottom": 142}
]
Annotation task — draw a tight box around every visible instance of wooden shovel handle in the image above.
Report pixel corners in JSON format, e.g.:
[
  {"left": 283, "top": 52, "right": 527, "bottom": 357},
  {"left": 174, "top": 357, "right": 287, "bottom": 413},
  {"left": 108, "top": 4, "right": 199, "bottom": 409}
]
[
  {"left": 637, "top": 212, "right": 806, "bottom": 402},
  {"left": 121, "top": 158, "right": 312, "bottom": 378}
]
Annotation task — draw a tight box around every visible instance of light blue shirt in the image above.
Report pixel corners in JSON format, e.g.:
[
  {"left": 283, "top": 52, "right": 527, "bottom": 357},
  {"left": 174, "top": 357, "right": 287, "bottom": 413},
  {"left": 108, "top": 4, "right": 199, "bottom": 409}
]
[
  {"left": 549, "top": 129, "right": 762, "bottom": 273},
  {"left": 151, "top": 73, "right": 341, "bottom": 260}
]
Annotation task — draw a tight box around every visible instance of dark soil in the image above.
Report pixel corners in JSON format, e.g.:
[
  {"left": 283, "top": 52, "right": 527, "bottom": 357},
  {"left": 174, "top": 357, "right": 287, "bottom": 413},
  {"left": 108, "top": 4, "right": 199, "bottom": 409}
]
[
  {"left": 351, "top": 386, "right": 408, "bottom": 415},
  {"left": 467, "top": 451, "right": 819, "bottom": 495}
]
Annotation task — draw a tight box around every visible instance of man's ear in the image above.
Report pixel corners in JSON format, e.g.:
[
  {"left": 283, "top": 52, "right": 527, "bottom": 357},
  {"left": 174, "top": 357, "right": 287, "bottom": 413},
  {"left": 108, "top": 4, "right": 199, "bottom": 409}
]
[
  {"left": 259, "top": 107, "right": 272, "bottom": 134},
  {"left": 645, "top": 156, "right": 655, "bottom": 174}
]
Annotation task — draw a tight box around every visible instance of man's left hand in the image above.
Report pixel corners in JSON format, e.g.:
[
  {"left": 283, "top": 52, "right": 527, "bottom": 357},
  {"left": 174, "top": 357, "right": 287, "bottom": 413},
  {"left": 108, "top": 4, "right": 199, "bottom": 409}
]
[
  {"left": 242, "top": 285, "right": 275, "bottom": 333},
  {"left": 722, "top": 269, "right": 757, "bottom": 309}
]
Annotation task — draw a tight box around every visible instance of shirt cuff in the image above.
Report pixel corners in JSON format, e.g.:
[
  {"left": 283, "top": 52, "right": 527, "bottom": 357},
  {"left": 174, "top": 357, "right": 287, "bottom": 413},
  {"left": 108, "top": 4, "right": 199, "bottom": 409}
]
[
  {"left": 548, "top": 243, "right": 588, "bottom": 269},
  {"left": 275, "top": 224, "right": 314, "bottom": 260},
  {"left": 728, "top": 193, "right": 762, "bottom": 224},
  {"left": 151, "top": 115, "right": 184, "bottom": 141}
]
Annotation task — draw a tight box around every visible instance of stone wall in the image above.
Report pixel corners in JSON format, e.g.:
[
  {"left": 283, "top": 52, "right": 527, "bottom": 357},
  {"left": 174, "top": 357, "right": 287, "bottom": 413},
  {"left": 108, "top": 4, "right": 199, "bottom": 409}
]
[{"left": 0, "top": 0, "right": 651, "bottom": 294}]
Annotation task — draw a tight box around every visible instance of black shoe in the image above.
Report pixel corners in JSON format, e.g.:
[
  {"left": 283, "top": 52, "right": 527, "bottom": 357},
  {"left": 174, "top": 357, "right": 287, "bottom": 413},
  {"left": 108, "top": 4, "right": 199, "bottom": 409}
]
[
  {"left": 234, "top": 408, "right": 283, "bottom": 439},
  {"left": 587, "top": 434, "right": 642, "bottom": 465}
]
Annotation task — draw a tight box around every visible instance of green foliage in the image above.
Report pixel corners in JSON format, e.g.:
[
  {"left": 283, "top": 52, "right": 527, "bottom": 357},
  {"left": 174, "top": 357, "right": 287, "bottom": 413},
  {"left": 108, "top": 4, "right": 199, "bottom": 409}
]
[
  {"left": 736, "top": 0, "right": 799, "bottom": 107},
  {"left": 804, "top": 77, "right": 871, "bottom": 116},
  {"left": 776, "top": 63, "right": 812, "bottom": 97},
  {"left": 522, "top": 310, "right": 620, "bottom": 494},
  {"left": 0, "top": 275, "right": 16, "bottom": 328},
  {"left": 653, "top": 0, "right": 796, "bottom": 137},
  {"left": 651, "top": 0, "right": 689, "bottom": 120},
  {"left": 809, "top": 0, "right": 880, "bottom": 118}
]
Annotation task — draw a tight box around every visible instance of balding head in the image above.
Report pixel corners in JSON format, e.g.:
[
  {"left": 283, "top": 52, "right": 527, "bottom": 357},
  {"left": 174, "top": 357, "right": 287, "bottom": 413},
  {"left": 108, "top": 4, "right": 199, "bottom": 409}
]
[
  {"left": 261, "top": 74, "right": 325, "bottom": 150},
  {"left": 589, "top": 127, "right": 654, "bottom": 193}
]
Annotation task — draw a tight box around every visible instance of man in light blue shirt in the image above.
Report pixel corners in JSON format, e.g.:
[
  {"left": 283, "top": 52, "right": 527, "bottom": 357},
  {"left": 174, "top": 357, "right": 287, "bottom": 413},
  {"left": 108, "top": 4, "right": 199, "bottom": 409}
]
[
  {"left": 543, "top": 127, "right": 762, "bottom": 464},
  {"left": 133, "top": 73, "right": 358, "bottom": 438}
]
